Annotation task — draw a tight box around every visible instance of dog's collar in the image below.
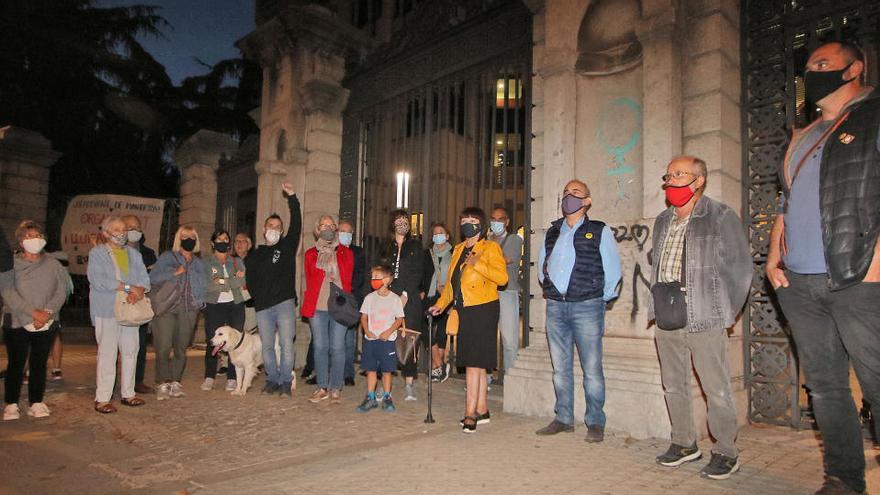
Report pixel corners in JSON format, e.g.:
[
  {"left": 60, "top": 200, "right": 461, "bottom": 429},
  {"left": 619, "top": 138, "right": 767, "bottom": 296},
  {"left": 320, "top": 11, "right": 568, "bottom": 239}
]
[{"left": 231, "top": 330, "right": 247, "bottom": 351}]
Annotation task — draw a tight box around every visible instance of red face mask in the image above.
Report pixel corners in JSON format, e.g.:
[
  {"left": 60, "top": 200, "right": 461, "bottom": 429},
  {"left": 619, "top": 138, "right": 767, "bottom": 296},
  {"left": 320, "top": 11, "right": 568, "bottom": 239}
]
[
  {"left": 664, "top": 179, "right": 697, "bottom": 207},
  {"left": 370, "top": 279, "right": 385, "bottom": 290}
]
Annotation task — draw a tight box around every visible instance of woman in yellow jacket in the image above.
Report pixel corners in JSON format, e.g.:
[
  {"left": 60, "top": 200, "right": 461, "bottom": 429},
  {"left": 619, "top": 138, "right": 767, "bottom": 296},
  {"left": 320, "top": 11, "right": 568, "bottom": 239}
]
[{"left": 429, "top": 207, "right": 507, "bottom": 433}]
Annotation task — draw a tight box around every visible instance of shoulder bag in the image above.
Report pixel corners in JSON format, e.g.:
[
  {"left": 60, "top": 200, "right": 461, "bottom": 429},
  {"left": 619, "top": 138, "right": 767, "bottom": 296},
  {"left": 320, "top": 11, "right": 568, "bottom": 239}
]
[
  {"left": 107, "top": 247, "right": 154, "bottom": 326},
  {"left": 650, "top": 236, "right": 688, "bottom": 330}
]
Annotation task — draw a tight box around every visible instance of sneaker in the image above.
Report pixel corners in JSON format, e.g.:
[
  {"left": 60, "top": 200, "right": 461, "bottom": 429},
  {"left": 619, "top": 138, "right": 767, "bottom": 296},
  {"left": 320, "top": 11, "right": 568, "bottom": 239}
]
[
  {"left": 462, "top": 416, "right": 477, "bottom": 434},
  {"left": 27, "top": 402, "right": 51, "bottom": 418},
  {"left": 200, "top": 377, "right": 215, "bottom": 391},
  {"left": 404, "top": 384, "right": 416, "bottom": 401},
  {"left": 156, "top": 383, "right": 171, "bottom": 401},
  {"left": 3, "top": 404, "right": 20, "bottom": 421},
  {"left": 535, "top": 420, "right": 575, "bottom": 435},
  {"left": 656, "top": 442, "right": 702, "bottom": 467},
  {"left": 308, "top": 389, "right": 329, "bottom": 403},
  {"left": 169, "top": 381, "right": 185, "bottom": 398},
  {"left": 460, "top": 411, "right": 490, "bottom": 426},
  {"left": 431, "top": 367, "right": 442, "bottom": 382},
  {"left": 344, "top": 377, "right": 356, "bottom": 387},
  {"left": 305, "top": 376, "right": 317, "bottom": 385},
  {"left": 815, "top": 476, "right": 864, "bottom": 494},
  {"left": 699, "top": 453, "right": 740, "bottom": 480},
  {"left": 381, "top": 395, "right": 396, "bottom": 412},
  {"left": 585, "top": 424, "right": 604, "bottom": 443},
  {"left": 329, "top": 389, "right": 341, "bottom": 404},
  {"left": 441, "top": 363, "right": 451, "bottom": 383},
  {"left": 280, "top": 384, "right": 292, "bottom": 397},
  {"left": 51, "top": 369, "right": 63, "bottom": 381},
  {"left": 356, "top": 396, "right": 379, "bottom": 412},
  {"left": 262, "top": 382, "right": 280, "bottom": 395},
  {"left": 225, "top": 379, "right": 237, "bottom": 392}
]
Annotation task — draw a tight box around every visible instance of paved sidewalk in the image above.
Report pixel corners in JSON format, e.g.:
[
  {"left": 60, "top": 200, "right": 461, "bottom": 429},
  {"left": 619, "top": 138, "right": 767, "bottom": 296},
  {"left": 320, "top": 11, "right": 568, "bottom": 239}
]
[{"left": 0, "top": 345, "right": 877, "bottom": 494}]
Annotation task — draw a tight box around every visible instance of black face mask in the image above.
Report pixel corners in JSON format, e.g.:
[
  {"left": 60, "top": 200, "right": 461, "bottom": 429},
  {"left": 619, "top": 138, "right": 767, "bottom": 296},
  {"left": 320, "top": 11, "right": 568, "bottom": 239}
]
[
  {"left": 180, "top": 238, "right": 197, "bottom": 252},
  {"left": 460, "top": 223, "right": 481, "bottom": 239},
  {"left": 213, "top": 242, "right": 229, "bottom": 253},
  {"left": 804, "top": 62, "right": 856, "bottom": 104}
]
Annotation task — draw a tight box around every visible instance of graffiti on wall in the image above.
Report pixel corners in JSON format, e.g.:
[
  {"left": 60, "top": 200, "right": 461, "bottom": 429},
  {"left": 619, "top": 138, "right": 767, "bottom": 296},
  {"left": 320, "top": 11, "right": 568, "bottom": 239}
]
[
  {"left": 609, "top": 222, "right": 652, "bottom": 321},
  {"left": 597, "top": 97, "right": 642, "bottom": 205}
]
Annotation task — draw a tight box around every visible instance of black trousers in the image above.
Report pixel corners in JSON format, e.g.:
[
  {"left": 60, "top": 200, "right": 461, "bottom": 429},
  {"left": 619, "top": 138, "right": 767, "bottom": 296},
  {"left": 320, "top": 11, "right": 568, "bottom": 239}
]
[
  {"left": 776, "top": 272, "right": 880, "bottom": 493},
  {"left": 135, "top": 323, "right": 149, "bottom": 384},
  {"left": 204, "top": 301, "right": 245, "bottom": 379},
  {"left": 4, "top": 326, "right": 57, "bottom": 404}
]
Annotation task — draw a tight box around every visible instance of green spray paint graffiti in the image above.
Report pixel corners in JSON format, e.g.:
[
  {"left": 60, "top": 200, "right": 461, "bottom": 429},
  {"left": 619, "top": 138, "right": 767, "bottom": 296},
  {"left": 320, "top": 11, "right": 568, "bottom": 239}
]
[{"left": 596, "top": 97, "right": 642, "bottom": 202}]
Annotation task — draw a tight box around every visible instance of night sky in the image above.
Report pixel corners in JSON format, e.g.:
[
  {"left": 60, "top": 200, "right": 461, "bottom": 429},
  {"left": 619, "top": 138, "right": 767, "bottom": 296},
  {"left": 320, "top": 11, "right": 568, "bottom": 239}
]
[{"left": 98, "top": 0, "right": 255, "bottom": 84}]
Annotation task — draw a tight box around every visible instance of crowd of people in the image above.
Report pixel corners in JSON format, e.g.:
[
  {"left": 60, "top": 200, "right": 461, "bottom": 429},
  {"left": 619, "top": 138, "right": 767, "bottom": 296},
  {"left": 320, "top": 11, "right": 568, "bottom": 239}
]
[{"left": 0, "top": 40, "right": 877, "bottom": 494}]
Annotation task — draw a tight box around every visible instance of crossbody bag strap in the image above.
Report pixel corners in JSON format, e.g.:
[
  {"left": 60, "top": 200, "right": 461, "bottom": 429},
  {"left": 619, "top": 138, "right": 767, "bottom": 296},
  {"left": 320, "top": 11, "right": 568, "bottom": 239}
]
[
  {"left": 680, "top": 235, "right": 687, "bottom": 289},
  {"left": 786, "top": 112, "right": 852, "bottom": 191}
]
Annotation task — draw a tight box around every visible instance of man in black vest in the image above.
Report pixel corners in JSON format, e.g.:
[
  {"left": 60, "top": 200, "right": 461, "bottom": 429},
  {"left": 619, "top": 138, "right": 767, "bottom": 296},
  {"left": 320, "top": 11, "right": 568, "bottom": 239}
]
[
  {"left": 767, "top": 41, "right": 879, "bottom": 495},
  {"left": 535, "top": 180, "right": 621, "bottom": 443}
]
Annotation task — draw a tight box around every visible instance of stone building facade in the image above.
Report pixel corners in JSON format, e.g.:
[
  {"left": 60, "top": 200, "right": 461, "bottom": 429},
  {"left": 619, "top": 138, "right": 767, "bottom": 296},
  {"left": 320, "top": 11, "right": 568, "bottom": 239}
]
[{"left": 201, "top": 0, "right": 879, "bottom": 439}]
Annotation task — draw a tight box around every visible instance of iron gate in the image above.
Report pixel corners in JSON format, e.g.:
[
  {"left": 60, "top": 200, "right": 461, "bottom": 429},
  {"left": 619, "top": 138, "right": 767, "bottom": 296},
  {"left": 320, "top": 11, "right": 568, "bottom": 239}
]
[{"left": 742, "top": 0, "right": 880, "bottom": 427}]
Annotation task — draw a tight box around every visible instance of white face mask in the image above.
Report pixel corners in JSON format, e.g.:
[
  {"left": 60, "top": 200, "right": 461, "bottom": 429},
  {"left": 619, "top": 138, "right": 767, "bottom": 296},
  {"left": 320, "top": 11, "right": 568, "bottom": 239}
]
[
  {"left": 22, "top": 238, "right": 46, "bottom": 254},
  {"left": 127, "top": 230, "right": 143, "bottom": 243},
  {"left": 265, "top": 229, "right": 281, "bottom": 246}
]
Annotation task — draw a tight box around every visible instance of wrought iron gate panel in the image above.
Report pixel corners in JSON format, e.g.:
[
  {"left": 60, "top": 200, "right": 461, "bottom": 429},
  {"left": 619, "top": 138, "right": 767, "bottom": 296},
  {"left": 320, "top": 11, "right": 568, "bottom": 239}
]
[{"left": 742, "top": 0, "right": 880, "bottom": 427}]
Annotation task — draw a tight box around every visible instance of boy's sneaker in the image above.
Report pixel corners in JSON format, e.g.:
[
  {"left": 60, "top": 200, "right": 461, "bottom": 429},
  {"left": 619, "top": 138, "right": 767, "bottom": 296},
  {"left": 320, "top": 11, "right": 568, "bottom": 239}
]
[
  {"left": 51, "top": 369, "right": 63, "bottom": 381},
  {"left": 356, "top": 396, "right": 379, "bottom": 412},
  {"left": 656, "top": 442, "right": 702, "bottom": 467},
  {"left": 27, "top": 402, "right": 51, "bottom": 418},
  {"left": 404, "top": 384, "right": 416, "bottom": 401},
  {"left": 699, "top": 453, "right": 740, "bottom": 480},
  {"left": 225, "top": 379, "right": 237, "bottom": 392},
  {"left": 200, "top": 377, "right": 215, "bottom": 391},
  {"left": 169, "top": 381, "right": 185, "bottom": 397},
  {"left": 382, "top": 395, "right": 396, "bottom": 412},
  {"left": 156, "top": 383, "right": 171, "bottom": 401},
  {"left": 3, "top": 403, "right": 20, "bottom": 421}
]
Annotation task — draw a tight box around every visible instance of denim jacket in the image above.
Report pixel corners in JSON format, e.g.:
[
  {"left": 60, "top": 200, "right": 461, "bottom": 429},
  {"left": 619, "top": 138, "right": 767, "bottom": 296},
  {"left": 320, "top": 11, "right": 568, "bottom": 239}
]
[
  {"left": 150, "top": 251, "right": 207, "bottom": 309},
  {"left": 648, "top": 195, "right": 751, "bottom": 332},
  {"left": 87, "top": 244, "right": 151, "bottom": 325}
]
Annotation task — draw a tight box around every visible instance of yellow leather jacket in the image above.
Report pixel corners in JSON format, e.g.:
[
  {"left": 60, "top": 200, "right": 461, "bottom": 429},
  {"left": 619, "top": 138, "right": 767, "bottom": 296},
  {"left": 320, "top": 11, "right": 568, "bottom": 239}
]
[{"left": 435, "top": 239, "right": 508, "bottom": 309}]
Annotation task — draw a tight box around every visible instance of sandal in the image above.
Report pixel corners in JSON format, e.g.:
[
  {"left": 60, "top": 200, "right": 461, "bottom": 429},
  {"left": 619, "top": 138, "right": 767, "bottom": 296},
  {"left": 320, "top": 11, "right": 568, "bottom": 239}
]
[
  {"left": 462, "top": 415, "right": 477, "bottom": 434},
  {"left": 94, "top": 402, "right": 117, "bottom": 414},
  {"left": 121, "top": 396, "right": 145, "bottom": 407}
]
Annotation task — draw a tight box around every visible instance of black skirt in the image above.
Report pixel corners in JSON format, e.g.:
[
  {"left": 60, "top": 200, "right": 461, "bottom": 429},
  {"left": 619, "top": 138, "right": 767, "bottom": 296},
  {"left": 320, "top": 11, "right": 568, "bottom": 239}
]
[{"left": 456, "top": 300, "right": 500, "bottom": 370}]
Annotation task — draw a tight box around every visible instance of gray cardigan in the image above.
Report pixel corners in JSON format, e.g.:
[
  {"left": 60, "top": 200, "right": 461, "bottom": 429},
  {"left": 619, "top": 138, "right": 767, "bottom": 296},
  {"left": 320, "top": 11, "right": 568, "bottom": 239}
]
[
  {"left": 648, "top": 195, "right": 752, "bottom": 332},
  {"left": 203, "top": 254, "right": 247, "bottom": 305},
  {"left": 2, "top": 255, "right": 69, "bottom": 329}
]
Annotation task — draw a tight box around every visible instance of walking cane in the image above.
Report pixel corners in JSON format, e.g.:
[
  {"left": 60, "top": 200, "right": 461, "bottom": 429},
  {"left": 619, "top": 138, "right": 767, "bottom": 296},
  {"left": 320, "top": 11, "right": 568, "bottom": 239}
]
[{"left": 425, "top": 313, "right": 436, "bottom": 424}]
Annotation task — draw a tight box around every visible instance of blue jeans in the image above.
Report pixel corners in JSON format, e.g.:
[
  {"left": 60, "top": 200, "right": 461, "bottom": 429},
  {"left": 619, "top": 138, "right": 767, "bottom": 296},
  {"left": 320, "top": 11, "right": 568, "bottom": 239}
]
[
  {"left": 309, "top": 310, "right": 347, "bottom": 390},
  {"left": 498, "top": 289, "right": 520, "bottom": 370},
  {"left": 545, "top": 297, "right": 606, "bottom": 427},
  {"left": 344, "top": 326, "right": 356, "bottom": 380},
  {"left": 255, "top": 299, "right": 296, "bottom": 386}
]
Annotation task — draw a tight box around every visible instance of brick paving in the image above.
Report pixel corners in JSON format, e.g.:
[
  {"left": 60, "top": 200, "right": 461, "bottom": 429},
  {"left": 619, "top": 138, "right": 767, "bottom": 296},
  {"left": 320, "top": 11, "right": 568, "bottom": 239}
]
[{"left": 0, "top": 343, "right": 877, "bottom": 495}]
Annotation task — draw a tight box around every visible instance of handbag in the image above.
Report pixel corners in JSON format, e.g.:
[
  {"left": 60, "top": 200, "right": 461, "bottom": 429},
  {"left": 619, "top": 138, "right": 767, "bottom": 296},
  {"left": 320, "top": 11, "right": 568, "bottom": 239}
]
[
  {"left": 107, "top": 246, "right": 154, "bottom": 327},
  {"left": 328, "top": 283, "right": 360, "bottom": 327},
  {"left": 651, "top": 236, "right": 688, "bottom": 330},
  {"left": 395, "top": 327, "right": 421, "bottom": 366},
  {"left": 150, "top": 252, "right": 182, "bottom": 318}
]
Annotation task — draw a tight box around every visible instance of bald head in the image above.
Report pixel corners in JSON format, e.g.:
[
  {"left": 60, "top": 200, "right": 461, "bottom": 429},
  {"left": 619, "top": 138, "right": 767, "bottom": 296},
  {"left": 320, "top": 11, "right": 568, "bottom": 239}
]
[
  {"left": 668, "top": 156, "right": 707, "bottom": 177},
  {"left": 564, "top": 180, "right": 591, "bottom": 198}
]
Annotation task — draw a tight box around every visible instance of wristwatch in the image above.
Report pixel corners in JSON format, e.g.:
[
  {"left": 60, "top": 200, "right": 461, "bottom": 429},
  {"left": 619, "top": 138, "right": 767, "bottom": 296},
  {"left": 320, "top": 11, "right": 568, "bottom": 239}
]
[{"left": 124, "top": 284, "right": 131, "bottom": 293}]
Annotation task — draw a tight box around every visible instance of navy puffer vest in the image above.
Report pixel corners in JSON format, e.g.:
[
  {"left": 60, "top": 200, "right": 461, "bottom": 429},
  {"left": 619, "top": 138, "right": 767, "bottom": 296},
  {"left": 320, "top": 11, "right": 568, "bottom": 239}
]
[{"left": 542, "top": 217, "right": 605, "bottom": 302}]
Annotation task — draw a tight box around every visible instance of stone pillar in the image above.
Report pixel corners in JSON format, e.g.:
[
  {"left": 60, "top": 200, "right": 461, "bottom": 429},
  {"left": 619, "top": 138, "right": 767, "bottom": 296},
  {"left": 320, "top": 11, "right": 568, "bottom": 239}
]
[
  {"left": 0, "top": 126, "right": 60, "bottom": 245},
  {"left": 174, "top": 130, "right": 236, "bottom": 247}
]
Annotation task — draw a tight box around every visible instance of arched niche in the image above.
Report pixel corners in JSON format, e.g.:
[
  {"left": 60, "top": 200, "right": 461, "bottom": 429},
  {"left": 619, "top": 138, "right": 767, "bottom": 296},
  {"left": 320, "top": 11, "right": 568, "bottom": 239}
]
[{"left": 576, "top": 0, "right": 642, "bottom": 75}]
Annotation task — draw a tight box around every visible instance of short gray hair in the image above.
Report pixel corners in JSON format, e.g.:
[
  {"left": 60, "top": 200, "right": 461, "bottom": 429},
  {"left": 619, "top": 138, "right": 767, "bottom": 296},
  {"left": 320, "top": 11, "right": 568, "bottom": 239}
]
[{"left": 100, "top": 215, "right": 125, "bottom": 237}]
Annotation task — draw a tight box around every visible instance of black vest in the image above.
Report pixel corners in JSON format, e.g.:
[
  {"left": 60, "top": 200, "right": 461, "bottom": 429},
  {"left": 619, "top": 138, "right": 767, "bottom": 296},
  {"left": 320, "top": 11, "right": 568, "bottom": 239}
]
[
  {"left": 542, "top": 217, "right": 605, "bottom": 302},
  {"left": 819, "top": 90, "right": 880, "bottom": 290}
]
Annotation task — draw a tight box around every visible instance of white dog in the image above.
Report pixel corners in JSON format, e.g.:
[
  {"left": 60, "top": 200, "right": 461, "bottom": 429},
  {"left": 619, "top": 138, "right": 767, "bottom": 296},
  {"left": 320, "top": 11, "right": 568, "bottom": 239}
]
[{"left": 210, "top": 326, "right": 262, "bottom": 396}]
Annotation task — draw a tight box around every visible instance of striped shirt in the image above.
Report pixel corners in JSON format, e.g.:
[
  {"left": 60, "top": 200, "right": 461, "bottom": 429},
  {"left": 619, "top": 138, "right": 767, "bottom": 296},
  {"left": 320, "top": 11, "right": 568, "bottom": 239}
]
[{"left": 659, "top": 214, "right": 689, "bottom": 283}]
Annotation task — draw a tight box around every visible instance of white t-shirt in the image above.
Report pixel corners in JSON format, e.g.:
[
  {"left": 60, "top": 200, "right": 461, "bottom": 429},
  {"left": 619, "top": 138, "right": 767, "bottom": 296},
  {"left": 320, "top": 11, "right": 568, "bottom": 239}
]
[
  {"left": 359, "top": 291, "right": 405, "bottom": 341},
  {"left": 216, "top": 265, "right": 235, "bottom": 303}
]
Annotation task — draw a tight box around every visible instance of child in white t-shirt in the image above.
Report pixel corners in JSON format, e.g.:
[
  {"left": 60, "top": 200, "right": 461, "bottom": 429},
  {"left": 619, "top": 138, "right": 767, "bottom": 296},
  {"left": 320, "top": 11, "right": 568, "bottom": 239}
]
[{"left": 356, "top": 265, "right": 405, "bottom": 413}]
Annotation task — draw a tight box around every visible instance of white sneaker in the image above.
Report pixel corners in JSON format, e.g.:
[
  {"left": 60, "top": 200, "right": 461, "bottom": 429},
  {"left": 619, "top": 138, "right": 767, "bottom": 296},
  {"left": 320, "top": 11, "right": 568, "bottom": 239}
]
[
  {"left": 156, "top": 383, "right": 171, "bottom": 401},
  {"left": 404, "top": 384, "right": 417, "bottom": 401},
  {"left": 225, "top": 379, "right": 237, "bottom": 392},
  {"left": 27, "top": 402, "right": 50, "bottom": 418},
  {"left": 169, "top": 381, "right": 185, "bottom": 398},
  {"left": 200, "top": 377, "right": 215, "bottom": 391},
  {"left": 3, "top": 403, "right": 20, "bottom": 421}
]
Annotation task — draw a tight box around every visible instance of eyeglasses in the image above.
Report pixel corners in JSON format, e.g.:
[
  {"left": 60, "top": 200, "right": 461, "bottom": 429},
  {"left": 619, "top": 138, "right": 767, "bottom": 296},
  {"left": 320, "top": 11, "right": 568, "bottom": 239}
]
[{"left": 662, "top": 171, "right": 696, "bottom": 182}]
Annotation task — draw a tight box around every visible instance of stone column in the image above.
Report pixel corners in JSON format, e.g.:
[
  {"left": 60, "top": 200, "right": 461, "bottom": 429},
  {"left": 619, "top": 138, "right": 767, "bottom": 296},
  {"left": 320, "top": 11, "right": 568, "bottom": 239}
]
[
  {"left": 174, "top": 130, "right": 236, "bottom": 247},
  {"left": 0, "top": 126, "right": 61, "bottom": 245}
]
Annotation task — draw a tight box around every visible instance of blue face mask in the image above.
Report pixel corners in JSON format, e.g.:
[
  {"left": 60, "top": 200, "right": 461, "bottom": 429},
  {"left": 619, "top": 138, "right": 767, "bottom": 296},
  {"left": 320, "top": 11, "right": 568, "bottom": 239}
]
[
  {"left": 490, "top": 221, "right": 506, "bottom": 236},
  {"left": 432, "top": 234, "right": 447, "bottom": 246},
  {"left": 338, "top": 232, "right": 353, "bottom": 247}
]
